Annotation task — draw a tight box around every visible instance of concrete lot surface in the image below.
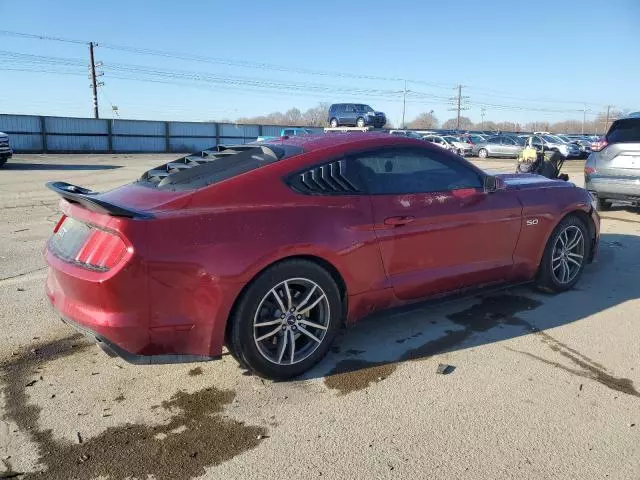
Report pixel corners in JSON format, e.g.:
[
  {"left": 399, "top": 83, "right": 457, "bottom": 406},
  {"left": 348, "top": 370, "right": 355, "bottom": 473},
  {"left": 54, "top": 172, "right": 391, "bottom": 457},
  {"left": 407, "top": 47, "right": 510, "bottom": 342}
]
[{"left": 1, "top": 154, "right": 639, "bottom": 479}]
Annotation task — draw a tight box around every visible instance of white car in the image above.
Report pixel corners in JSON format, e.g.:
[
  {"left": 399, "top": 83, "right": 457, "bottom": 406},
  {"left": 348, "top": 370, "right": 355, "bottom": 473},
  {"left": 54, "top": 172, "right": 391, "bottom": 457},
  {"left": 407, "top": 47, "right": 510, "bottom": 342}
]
[
  {"left": 424, "top": 135, "right": 473, "bottom": 156},
  {"left": 0, "top": 132, "right": 12, "bottom": 167}
]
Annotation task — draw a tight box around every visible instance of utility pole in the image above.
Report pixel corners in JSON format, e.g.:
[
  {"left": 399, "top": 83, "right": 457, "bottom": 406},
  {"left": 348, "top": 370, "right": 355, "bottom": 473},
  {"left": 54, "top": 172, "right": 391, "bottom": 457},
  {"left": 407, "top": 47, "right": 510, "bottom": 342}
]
[
  {"left": 401, "top": 80, "right": 407, "bottom": 128},
  {"left": 604, "top": 105, "right": 612, "bottom": 133},
  {"left": 449, "top": 85, "right": 469, "bottom": 130},
  {"left": 88, "top": 42, "right": 100, "bottom": 119},
  {"left": 582, "top": 104, "right": 589, "bottom": 135},
  {"left": 480, "top": 107, "right": 486, "bottom": 129}
]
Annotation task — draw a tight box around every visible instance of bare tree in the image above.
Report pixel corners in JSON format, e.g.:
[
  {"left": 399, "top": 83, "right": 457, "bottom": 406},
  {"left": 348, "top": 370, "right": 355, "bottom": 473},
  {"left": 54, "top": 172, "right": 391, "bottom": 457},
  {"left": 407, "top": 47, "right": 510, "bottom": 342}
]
[
  {"left": 406, "top": 111, "right": 439, "bottom": 129},
  {"left": 442, "top": 116, "right": 473, "bottom": 130}
]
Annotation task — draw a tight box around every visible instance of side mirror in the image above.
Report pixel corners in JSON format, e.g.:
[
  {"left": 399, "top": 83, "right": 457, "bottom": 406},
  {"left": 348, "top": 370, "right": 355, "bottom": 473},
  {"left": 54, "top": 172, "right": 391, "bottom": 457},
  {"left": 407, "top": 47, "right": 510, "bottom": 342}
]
[{"left": 484, "top": 175, "right": 506, "bottom": 193}]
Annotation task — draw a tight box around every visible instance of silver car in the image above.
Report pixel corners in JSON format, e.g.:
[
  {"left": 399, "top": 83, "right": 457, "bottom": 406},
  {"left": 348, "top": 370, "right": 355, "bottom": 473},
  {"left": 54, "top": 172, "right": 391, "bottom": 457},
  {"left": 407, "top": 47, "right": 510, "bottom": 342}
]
[
  {"left": 585, "top": 114, "right": 640, "bottom": 210},
  {"left": 474, "top": 135, "right": 525, "bottom": 158}
]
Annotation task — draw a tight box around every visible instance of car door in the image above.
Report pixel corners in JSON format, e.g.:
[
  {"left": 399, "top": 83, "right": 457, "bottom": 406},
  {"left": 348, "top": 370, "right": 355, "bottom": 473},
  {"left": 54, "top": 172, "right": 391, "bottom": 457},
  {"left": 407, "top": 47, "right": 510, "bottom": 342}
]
[
  {"left": 342, "top": 104, "right": 356, "bottom": 125},
  {"left": 351, "top": 146, "right": 523, "bottom": 301},
  {"left": 502, "top": 136, "right": 520, "bottom": 156},
  {"left": 485, "top": 136, "right": 502, "bottom": 156}
]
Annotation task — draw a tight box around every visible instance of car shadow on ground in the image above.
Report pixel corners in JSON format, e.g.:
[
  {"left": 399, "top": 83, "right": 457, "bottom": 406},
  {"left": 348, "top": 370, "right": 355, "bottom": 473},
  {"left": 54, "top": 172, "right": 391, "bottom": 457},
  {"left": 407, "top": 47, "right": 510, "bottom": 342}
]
[
  {"left": 304, "top": 232, "right": 640, "bottom": 395},
  {"left": 2, "top": 163, "right": 122, "bottom": 171}
]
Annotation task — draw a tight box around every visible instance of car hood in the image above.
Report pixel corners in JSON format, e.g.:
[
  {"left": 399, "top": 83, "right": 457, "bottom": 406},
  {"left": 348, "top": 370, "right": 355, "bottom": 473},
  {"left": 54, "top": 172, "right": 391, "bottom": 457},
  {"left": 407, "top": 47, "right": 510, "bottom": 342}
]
[
  {"left": 496, "top": 173, "right": 572, "bottom": 190},
  {"left": 0, "top": 132, "right": 8, "bottom": 139}
]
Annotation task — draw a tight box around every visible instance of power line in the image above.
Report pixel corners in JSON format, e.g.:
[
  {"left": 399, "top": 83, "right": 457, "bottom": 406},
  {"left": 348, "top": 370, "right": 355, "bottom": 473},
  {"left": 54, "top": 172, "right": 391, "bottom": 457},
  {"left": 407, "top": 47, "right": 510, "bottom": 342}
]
[{"left": 0, "top": 29, "right": 613, "bottom": 109}]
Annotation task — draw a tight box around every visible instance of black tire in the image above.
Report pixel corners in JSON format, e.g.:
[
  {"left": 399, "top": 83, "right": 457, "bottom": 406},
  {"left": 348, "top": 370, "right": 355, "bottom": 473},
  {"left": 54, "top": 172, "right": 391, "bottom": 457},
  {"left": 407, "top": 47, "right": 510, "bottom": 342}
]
[
  {"left": 228, "top": 259, "right": 342, "bottom": 380},
  {"left": 330, "top": 118, "right": 339, "bottom": 128},
  {"left": 478, "top": 148, "right": 488, "bottom": 159},
  {"left": 0, "top": 156, "right": 7, "bottom": 168},
  {"left": 356, "top": 117, "right": 365, "bottom": 128},
  {"left": 536, "top": 215, "right": 589, "bottom": 293},
  {"left": 596, "top": 197, "right": 612, "bottom": 211}
]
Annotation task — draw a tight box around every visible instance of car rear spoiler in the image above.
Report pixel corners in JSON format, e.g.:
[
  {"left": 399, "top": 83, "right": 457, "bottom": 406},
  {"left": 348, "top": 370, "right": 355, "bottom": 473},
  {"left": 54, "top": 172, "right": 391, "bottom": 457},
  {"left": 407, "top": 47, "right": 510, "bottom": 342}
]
[{"left": 45, "top": 181, "right": 153, "bottom": 219}]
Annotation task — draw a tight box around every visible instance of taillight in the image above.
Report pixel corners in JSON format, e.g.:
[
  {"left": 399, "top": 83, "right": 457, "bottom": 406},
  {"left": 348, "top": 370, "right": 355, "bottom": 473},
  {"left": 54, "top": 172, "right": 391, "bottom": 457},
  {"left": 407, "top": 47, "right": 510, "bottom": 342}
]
[
  {"left": 49, "top": 216, "right": 128, "bottom": 271},
  {"left": 74, "top": 229, "right": 127, "bottom": 270},
  {"left": 584, "top": 166, "right": 596, "bottom": 174},
  {"left": 53, "top": 215, "right": 67, "bottom": 233},
  {"left": 591, "top": 138, "right": 608, "bottom": 152}
]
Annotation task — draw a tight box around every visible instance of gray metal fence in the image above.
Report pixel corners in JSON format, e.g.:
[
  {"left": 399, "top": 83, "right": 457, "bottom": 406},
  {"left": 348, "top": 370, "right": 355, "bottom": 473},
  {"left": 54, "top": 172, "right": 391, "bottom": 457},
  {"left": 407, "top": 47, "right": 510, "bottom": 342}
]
[{"left": 0, "top": 114, "right": 324, "bottom": 153}]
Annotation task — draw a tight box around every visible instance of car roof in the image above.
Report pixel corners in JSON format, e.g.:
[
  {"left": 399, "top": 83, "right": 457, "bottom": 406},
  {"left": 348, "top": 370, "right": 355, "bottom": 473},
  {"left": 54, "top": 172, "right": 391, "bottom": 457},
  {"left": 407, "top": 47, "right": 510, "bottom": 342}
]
[{"left": 271, "top": 132, "right": 428, "bottom": 153}]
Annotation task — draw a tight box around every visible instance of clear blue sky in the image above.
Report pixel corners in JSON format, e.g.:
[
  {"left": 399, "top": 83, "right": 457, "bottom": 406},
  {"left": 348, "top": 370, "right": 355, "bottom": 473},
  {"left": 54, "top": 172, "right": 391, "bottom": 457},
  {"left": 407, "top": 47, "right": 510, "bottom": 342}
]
[{"left": 0, "top": 0, "right": 638, "bottom": 126}]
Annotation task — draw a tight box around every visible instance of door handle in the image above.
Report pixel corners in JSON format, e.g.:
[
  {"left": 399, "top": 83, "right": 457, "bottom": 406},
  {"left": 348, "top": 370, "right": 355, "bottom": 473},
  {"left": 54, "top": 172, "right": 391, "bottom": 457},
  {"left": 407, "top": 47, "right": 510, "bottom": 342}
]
[{"left": 384, "top": 215, "right": 416, "bottom": 226}]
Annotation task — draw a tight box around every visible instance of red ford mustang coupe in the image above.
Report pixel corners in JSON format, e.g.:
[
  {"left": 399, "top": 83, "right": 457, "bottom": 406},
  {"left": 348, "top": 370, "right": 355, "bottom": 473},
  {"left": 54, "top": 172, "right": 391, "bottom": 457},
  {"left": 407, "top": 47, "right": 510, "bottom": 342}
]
[{"left": 45, "top": 133, "right": 599, "bottom": 379}]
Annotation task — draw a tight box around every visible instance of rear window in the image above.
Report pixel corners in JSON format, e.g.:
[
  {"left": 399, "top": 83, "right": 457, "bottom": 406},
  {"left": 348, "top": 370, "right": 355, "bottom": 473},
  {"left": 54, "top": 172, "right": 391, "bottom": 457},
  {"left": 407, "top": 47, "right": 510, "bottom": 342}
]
[
  {"left": 139, "top": 144, "right": 303, "bottom": 189},
  {"left": 607, "top": 119, "right": 640, "bottom": 144}
]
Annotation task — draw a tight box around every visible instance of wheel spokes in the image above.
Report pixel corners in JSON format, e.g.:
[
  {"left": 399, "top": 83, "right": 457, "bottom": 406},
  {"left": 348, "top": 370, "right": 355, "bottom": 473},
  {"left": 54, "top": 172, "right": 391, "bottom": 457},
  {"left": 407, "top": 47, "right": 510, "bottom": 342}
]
[
  {"left": 277, "top": 330, "right": 289, "bottom": 364},
  {"left": 255, "top": 319, "right": 282, "bottom": 328},
  {"left": 256, "top": 325, "right": 282, "bottom": 342},
  {"left": 297, "top": 325, "right": 322, "bottom": 343},
  {"left": 254, "top": 278, "right": 330, "bottom": 366},
  {"left": 295, "top": 285, "right": 317, "bottom": 312},
  {"left": 270, "top": 288, "right": 286, "bottom": 313},
  {"left": 298, "top": 319, "right": 328, "bottom": 331},
  {"left": 283, "top": 281, "right": 293, "bottom": 311},
  {"left": 567, "top": 230, "right": 582, "bottom": 250},
  {"left": 297, "top": 294, "right": 326, "bottom": 316},
  {"left": 289, "top": 330, "right": 296, "bottom": 364}
]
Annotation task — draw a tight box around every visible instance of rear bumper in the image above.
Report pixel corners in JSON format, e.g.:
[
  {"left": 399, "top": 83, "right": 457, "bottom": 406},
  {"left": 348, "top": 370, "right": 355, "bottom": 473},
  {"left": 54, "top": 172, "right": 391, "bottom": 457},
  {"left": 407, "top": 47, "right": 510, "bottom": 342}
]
[
  {"left": 58, "top": 314, "right": 217, "bottom": 364},
  {"left": 45, "top": 242, "right": 238, "bottom": 364},
  {"left": 586, "top": 175, "right": 640, "bottom": 202},
  {"left": 589, "top": 208, "right": 600, "bottom": 262}
]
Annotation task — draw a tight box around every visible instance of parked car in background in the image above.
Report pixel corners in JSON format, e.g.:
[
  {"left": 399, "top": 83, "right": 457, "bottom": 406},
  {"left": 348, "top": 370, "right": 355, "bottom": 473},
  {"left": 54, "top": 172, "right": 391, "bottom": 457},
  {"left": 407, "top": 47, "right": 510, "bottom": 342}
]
[
  {"left": 525, "top": 134, "right": 581, "bottom": 158},
  {"left": 44, "top": 133, "right": 600, "bottom": 379},
  {"left": 389, "top": 130, "right": 427, "bottom": 140},
  {"left": 424, "top": 135, "right": 473, "bottom": 156},
  {"left": 558, "top": 135, "right": 592, "bottom": 158},
  {"left": 0, "top": 132, "right": 12, "bottom": 167},
  {"left": 460, "top": 134, "right": 488, "bottom": 146},
  {"left": 328, "top": 104, "right": 386, "bottom": 128},
  {"left": 585, "top": 114, "right": 640, "bottom": 210},
  {"left": 474, "top": 135, "right": 525, "bottom": 158},
  {"left": 257, "top": 127, "right": 313, "bottom": 143}
]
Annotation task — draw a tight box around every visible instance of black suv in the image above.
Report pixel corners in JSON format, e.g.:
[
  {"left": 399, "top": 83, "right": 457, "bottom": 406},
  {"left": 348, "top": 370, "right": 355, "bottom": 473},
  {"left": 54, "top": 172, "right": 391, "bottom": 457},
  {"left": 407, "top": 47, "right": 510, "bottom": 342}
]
[{"left": 327, "top": 104, "right": 386, "bottom": 128}]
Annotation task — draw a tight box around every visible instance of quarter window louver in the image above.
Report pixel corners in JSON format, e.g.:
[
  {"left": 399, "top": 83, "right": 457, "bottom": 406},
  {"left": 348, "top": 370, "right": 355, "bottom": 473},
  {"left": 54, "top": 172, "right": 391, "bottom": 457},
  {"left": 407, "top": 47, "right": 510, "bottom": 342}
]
[{"left": 292, "top": 160, "right": 361, "bottom": 194}]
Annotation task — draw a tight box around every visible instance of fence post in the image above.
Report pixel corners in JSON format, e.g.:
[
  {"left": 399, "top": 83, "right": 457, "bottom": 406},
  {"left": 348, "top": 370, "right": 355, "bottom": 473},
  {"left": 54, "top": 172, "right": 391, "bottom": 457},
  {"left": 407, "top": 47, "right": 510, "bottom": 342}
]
[
  {"left": 164, "top": 121, "right": 170, "bottom": 153},
  {"left": 107, "top": 119, "right": 113, "bottom": 153},
  {"left": 215, "top": 122, "right": 220, "bottom": 146},
  {"left": 39, "top": 116, "right": 47, "bottom": 153}
]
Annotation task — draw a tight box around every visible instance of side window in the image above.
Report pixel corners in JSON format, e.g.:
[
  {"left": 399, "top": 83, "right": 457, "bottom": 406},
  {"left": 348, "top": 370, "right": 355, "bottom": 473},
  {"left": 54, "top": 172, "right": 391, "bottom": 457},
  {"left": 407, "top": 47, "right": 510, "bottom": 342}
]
[
  {"left": 503, "top": 137, "right": 515, "bottom": 145},
  {"left": 487, "top": 136, "right": 501, "bottom": 144},
  {"left": 345, "top": 105, "right": 355, "bottom": 113},
  {"left": 353, "top": 148, "right": 483, "bottom": 195},
  {"left": 283, "top": 129, "right": 294, "bottom": 136}
]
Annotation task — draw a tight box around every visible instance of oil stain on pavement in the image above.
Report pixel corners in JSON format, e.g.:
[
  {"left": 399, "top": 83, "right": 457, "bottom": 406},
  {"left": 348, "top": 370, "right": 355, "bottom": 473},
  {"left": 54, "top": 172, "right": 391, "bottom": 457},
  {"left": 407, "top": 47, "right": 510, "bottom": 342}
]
[
  {"left": 509, "top": 331, "right": 640, "bottom": 398},
  {"left": 324, "top": 295, "right": 541, "bottom": 395},
  {"left": 2, "top": 335, "right": 268, "bottom": 480}
]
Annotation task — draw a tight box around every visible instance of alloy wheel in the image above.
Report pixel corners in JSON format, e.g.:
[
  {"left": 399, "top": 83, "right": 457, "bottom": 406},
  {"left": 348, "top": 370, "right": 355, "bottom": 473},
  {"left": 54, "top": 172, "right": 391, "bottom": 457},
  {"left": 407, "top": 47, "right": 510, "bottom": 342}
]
[
  {"left": 551, "top": 225, "right": 585, "bottom": 284},
  {"left": 253, "top": 278, "right": 330, "bottom": 365}
]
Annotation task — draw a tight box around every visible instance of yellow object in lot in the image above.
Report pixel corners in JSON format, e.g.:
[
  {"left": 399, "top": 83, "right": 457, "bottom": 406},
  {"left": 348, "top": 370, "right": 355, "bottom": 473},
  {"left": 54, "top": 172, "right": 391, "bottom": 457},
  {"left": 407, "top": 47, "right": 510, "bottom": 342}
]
[{"left": 520, "top": 146, "right": 539, "bottom": 163}]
